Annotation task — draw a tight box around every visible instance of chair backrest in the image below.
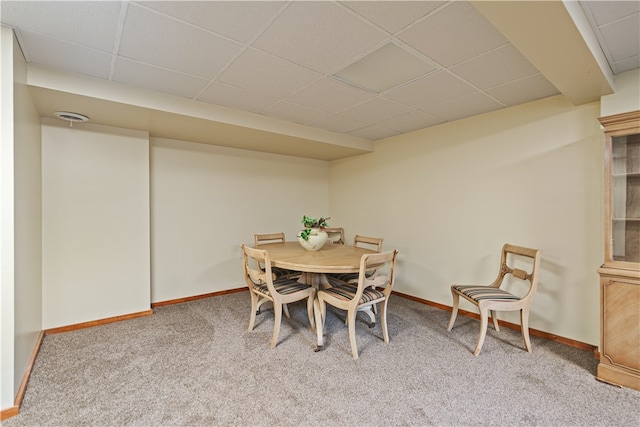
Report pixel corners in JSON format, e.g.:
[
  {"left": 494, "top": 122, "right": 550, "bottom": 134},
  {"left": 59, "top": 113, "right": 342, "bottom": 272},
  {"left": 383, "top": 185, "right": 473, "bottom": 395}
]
[
  {"left": 351, "top": 250, "right": 398, "bottom": 305},
  {"left": 495, "top": 244, "right": 541, "bottom": 301},
  {"left": 254, "top": 232, "right": 286, "bottom": 247},
  {"left": 353, "top": 235, "right": 383, "bottom": 252},
  {"left": 324, "top": 227, "right": 345, "bottom": 244},
  {"left": 241, "top": 244, "right": 277, "bottom": 296}
]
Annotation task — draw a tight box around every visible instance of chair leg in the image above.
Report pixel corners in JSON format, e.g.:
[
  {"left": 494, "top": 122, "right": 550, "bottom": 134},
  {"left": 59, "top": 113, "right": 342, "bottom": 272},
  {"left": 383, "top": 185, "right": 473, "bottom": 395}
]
[
  {"left": 521, "top": 308, "right": 532, "bottom": 352},
  {"left": 447, "top": 290, "right": 460, "bottom": 331},
  {"left": 473, "top": 307, "right": 489, "bottom": 356},
  {"left": 248, "top": 293, "right": 259, "bottom": 331},
  {"left": 283, "top": 303, "right": 290, "bottom": 319},
  {"left": 490, "top": 310, "right": 500, "bottom": 331},
  {"left": 306, "top": 296, "right": 315, "bottom": 330},
  {"left": 347, "top": 308, "right": 359, "bottom": 359},
  {"left": 380, "top": 300, "right": 389, "bottom": 344},
  {"left": 270, "top": 303, "right": 283, "bottom": 348}
]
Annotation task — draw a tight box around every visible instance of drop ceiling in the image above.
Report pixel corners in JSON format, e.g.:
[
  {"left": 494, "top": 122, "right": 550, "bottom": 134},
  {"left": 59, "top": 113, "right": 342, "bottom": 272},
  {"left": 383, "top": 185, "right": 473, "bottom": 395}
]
[{"left": 1, "top": 1, "right": 639, "bottom": 160}]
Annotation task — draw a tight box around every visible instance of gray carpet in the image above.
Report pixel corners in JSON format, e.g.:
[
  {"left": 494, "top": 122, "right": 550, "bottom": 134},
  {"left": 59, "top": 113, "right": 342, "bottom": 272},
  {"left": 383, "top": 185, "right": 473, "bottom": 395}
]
[{"left": 5, "top": 292, "right": 639, "bottom": 426}]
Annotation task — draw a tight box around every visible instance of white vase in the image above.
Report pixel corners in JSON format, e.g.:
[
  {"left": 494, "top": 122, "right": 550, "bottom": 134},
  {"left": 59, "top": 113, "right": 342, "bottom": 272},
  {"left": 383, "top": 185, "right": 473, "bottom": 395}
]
[{"left": 298, "top": 228, "right": 328, "bottom": 251}]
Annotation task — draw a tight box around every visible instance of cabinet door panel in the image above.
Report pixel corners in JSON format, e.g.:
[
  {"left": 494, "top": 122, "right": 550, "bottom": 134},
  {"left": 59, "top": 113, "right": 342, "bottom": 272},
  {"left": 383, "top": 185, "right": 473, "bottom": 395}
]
[{"left": 602, "top": 279, "right": 640, "bottom": 372}]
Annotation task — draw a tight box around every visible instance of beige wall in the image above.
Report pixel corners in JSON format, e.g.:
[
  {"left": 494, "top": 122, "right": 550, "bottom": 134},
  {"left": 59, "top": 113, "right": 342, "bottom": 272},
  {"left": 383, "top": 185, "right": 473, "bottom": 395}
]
[
  {"left": 330, "top": 95, "right": 604, "bottom": 345},
  {"left": 0, "top": 26, "right": 42, "bottom": 411},
  {"left": 150, "top": 137, "right": 329, "bottom": 303},
  {"left": 601, "top": 69, "right": 640, "bottom": 117},
  {"left": 41, "top": 120, "right": 150, "bottom": 329}
]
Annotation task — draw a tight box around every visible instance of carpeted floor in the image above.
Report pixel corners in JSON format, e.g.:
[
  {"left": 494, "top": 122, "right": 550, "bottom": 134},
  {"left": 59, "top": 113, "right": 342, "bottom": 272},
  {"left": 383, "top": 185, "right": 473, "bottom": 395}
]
[{"left": 4, "top": 292, "right": 639, "bottom": 426}]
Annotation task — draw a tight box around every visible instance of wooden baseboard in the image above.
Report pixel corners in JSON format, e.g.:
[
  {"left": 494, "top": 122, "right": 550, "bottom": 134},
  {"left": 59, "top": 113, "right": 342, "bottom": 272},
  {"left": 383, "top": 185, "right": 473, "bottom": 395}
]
[
  {"left": 0, "top": 330, "right": 45, "bottom": 421},
  {"left": 392, "top": 291, "right": 598, "bottom": 354},
  {"left": 151, "top": 287, "right": 247, "bottom": 308},
  {"left": 45, "top": 309, "right": 154, "bottom": 334}
]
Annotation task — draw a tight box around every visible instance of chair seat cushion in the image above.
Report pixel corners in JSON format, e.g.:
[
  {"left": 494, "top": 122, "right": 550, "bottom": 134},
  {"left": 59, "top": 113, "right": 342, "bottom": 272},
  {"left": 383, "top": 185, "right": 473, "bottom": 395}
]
[
  {"left": 253, "top": 278, "right": 311, "bottom": 297},
  {"left": 271, "top": 267, "right": 301, "bottom": 279},
  {"left": 323, "top": 283, "right": 385, "bottom": 304},
  {"left": 453, "top": 285, "right": 520, "bottom": 302}
]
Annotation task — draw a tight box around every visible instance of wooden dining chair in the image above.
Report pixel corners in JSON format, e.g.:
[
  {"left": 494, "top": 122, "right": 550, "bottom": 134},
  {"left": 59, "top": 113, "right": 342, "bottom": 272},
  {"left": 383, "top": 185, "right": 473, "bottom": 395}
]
[
  {"left": 254, "top": 232, "right": 301, "bottom": 280},
  {"left": 323, "top": 227, "right": 345, "bottom": 245},
  {"left": 447, "top": 244, "right": 542, "bottom": 356},
  {"left": 241, "top": 244, "right": 315, "bottom": 348},
  {"left": 328, "top": 234, "right": 383, "bottom": 283},
  {"left": 318, "top": 249, "right": 398, "bottom": 359}
]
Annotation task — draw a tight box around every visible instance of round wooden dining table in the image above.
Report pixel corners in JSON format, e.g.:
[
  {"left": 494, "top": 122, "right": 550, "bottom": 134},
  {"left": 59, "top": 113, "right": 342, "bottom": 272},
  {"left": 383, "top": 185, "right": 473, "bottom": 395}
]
[{"left": 254, "top": 241, "right": 378, "bottom": 349}]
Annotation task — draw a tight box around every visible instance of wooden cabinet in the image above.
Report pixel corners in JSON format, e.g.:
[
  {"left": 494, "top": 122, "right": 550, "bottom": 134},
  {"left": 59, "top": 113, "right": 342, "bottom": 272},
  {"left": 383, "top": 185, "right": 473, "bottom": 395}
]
[{"left": 597, "top": 111, "right": 640, "bottom": 391}]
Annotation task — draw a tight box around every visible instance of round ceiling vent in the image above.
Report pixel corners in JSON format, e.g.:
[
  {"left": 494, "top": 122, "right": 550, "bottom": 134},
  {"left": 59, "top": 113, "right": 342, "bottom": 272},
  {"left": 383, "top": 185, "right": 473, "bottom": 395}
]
[{"left": 54, "top": 111, "right": 89, "bottom": 126}]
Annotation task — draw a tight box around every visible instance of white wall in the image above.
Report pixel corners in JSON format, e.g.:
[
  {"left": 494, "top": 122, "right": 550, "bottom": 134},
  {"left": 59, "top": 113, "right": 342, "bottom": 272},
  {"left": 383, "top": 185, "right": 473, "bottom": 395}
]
[
  {"left": 601, "top": 69, "right": 640, "bottom": 117},
  {"left": 150, "top": 137, "right": 329, "bottom": 303},
  {"left": 0, "top": 24, "right": 17, "bottom": 412},
  {"left": 330, "top": 95, "right": 604, "bottom": 345},
  {"left": 0, "top": 26, "right": 42, "bottom": 412},
  {"left": 12, "top": 30, "right": 42, "bottom": 402},
  {"left": 41, "top": 120, "right": 150, "bottom": 329}
]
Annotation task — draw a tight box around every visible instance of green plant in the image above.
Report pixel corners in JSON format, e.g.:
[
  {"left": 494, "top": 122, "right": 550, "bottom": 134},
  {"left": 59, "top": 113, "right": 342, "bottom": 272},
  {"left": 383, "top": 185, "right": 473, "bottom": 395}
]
[{"left": 298, "top": 215, "right": 330, "bottom": 240}]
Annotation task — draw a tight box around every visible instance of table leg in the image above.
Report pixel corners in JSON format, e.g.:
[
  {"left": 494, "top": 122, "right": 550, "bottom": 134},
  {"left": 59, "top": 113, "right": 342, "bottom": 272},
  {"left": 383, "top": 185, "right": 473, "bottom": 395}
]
[
  {"left": 299, "top": 273, "right": 325, "bottom": 350},
  {"left": 314, "top": 299, "right": 323, "bottom": 350}
]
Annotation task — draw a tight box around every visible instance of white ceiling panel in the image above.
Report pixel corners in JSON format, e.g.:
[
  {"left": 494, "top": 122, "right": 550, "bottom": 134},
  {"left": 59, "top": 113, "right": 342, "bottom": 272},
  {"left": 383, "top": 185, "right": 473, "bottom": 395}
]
[
  {"left": 450, "top": 44, "right": 540, "bottom": 90},
  {"left": 138, "top": 0, "right": 286, "bottom": 43},
  {"left": 17, "top": 30, "right": 113, "bottom": 79},
  {"left": 0, "top": 0, "right": 122, "bottom": 52},
  {"left": 253, "top": 1, "right": 387, "bottom": 73},
  {"left": 383, "top": 71, "right": 478, "bottom": 109},
  {"left": 377, "top": 111, "right": 445, "bottom": 134},
  {"left": 340, "top": 0, "right": 446, "bottom": 34},
  {"left": 216, "top": 48, "right": 321, "bottom": 98},
  {"left": 397, "top": 1, "right": 508, "bottom": 67},
  {"left": 197, "top": 82, "right": 277, "bottom": 113},
  {"left": 310, "top": 115, "right": 369, "bottom": 134},
  {"left": 262, "top": 101, "right": 327, "bottom": 126},
  {"left": 113, "top": 58, "right": 209, "bottom": 99},
  {"left": 422, "top": 92, "right": 504, "bottom": 122},
  {"left": 349, "top": 125, "right": 399, "bottom": 140},
  {"left": 599, "top": 15, "right": 640, "bottom": 63},
  {"left": 340, "top": 97, "right": 413, "bottom": 124},
  {"left": 119, "top": 3, "right": 243, "bottom": 79},
  {"left": 285, "top": 77, "right": 375, "bottom": 114},
  {"left": 486, "top": 73, "right": 560, "bottom": 107}
]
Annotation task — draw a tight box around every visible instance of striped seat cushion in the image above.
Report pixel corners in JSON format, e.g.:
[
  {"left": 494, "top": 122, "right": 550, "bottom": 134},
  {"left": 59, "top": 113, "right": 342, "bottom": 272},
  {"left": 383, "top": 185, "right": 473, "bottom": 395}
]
[
  {"left": 327, "top": 270, "right": 375, "bottom": 284},
  {"left": 453, "top": 285, "right": 520, "bottom": 302},
  {"left": 323, "top": 283, "right": 385, "bottom": 304},
  {"left": 253, "top": 278, "right": 311, "bottom": 297},
  {"left": 271, "top": 267, "right": 301, "bottom": 279}
]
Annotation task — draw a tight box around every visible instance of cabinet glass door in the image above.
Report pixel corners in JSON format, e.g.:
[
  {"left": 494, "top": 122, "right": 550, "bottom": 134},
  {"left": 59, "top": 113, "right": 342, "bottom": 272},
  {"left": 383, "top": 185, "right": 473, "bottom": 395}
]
[{"left": 611, "top": 133, "right": 640, "bottom": 263}]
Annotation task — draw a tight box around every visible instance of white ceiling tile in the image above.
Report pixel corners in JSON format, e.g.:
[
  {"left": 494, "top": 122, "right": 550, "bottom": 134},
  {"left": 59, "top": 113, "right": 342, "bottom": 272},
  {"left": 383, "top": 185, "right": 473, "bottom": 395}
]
[
  {"left": 286, "top": 77, "right": 375, "bottom": 114},
  {"left": 613, "top": 55, "right": 640, "bottom": 74},
  {"left": 138, "top": 1, "right": 286, "bottom": 43},
  {"left": 422, "top": 92, "right": 504, "bottom": 122},
  {"left": 582, "top": 1, "right": 640, "bottom": 27},
  {"left": 377, "top": 111, "right": 444, "bottom": 133},
  {"left": 383, "top": 71, "right": 477, "bottom": 109},
  {"left": 217, "top": 49, "right": 321, "bottom": 99},
  {"left": 450, "top": 44, "right": 539, "bottom": 90},
  {"left": 0, "top": 0, "right": 122, "bottom": 52},
  {"left": 310, "top": 115, "right": 369, "bottom": 134},
  {"left": 113, "top": 58, "right": 209, "bottom": 99},
  {"left": 397, "top": 1, "right": 508, "bottom": 67},
  {"left": 119, "top": 4, "right": 243, "bottom": 78},
  {"left": 17, "top": 30, "right": 113, "bottom": 79},
  {"left": 599, "top": 14, "right": 640, "bottom": 62},
  {"left": 341, "top": 98, "right": 413, "bottom": 123},
  {"left": 340, "top": 1, "right": 446, "bottom": 34},
  {"left": 486, "top": 74, "right": 559, "bottom": 107},
  {"left": 197, "top": 82, "right": 277, "bottom": 113},
  {"left": 252, "top": 1, "right": 387, "bottom": 73},
  {"left": 349, "top": 126, "right": 400, "bottom": 140},
  {"left": 262, "top": 101, "right": 327, "bottom": 126}
]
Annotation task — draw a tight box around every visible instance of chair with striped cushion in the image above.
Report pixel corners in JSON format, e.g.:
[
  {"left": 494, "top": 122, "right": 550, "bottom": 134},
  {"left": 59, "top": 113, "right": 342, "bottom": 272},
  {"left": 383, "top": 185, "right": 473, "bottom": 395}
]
[
  {"left": 317, "top": 249, "right": 398, "bottom": 359},
  {"left": 447, "top": 244, "right": 542, "bottom": 356},
  {"left": 254, "top": 233, "right": 301, "bottom": 280},
  {"left": 328, "top": 234, "right": 383, "bottom": 283},
  {"left": 323, "top": 227, "right": 345, "bottom": 245},
  {"left": 241, "top": 244, "right": 315, "bottom": 348}
]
